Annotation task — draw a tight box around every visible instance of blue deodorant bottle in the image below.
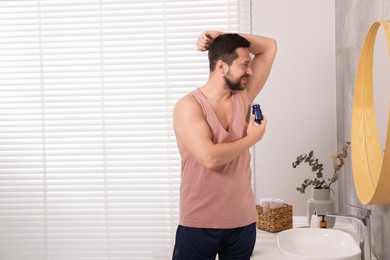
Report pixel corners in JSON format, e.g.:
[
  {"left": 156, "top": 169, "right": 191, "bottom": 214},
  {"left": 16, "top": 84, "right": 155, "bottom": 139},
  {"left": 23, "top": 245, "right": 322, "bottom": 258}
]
[{"left": 252, "top": 104, "right": 263, "bottom": 124}]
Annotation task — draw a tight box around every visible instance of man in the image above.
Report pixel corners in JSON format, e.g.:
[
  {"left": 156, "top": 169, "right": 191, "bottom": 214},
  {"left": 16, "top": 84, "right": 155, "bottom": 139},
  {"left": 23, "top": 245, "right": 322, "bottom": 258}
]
[{"left": 172, "top": 30, "right": 277, "bottom": 259}]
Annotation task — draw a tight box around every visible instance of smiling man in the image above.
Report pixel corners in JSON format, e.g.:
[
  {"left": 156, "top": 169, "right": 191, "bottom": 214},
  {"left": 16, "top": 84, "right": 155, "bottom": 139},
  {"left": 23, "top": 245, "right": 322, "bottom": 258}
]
[{"left": 172, "top": 31, "right": 277, "bottom": 260}]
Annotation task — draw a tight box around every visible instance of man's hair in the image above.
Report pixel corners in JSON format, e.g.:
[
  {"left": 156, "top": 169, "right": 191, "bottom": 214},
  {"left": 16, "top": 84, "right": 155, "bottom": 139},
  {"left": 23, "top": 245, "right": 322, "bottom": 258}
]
[{"left": 208, "top": 33, "right": 251, "bottom": 72}]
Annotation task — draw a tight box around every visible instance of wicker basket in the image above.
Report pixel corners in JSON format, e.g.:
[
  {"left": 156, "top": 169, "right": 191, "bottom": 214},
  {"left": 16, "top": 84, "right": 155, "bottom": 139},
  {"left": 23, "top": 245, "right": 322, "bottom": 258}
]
[{"left": 256, "top": 204, "right": 293, "bottom": 233}]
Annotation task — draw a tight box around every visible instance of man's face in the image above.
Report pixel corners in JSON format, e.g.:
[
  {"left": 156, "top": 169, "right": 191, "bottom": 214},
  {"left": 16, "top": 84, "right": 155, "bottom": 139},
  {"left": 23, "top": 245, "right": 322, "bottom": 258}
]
[{"left": 223, "top": 48, "right": 252, "bottom": 91}]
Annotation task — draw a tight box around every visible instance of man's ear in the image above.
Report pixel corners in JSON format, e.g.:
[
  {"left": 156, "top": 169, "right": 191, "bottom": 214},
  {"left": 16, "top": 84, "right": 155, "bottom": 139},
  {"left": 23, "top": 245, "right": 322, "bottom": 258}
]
[{"left": 216, "top": 60, "right": 226, "bottom": 74}]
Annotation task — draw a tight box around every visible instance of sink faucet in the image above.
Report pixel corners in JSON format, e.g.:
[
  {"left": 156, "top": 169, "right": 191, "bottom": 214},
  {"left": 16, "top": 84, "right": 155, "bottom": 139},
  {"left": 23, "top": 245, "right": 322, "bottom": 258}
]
[{"left": 326, "top": 205, "right": 371, "bottom": 260}]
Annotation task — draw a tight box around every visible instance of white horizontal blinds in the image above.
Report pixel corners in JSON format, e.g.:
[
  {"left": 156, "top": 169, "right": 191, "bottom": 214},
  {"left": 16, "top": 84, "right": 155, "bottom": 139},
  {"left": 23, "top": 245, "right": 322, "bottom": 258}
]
[
  {"left": 0, "top": 0, "right": 250, "bottom": 259},
  {"left": 0, "top": 1, "right": 46, "bottom": 260},
  {"left": 40, "top": 2, "right": 107, "bottom": 260},
  {"left": 103, "top": 2, "right": 168, "bottom": 260}
]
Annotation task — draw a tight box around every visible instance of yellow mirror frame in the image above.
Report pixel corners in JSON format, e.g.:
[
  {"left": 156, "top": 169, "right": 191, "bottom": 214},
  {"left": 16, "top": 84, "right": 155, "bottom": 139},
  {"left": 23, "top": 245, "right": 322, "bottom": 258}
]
[{"left": 352, "top": 20, "right": 390, "bottom": 205}]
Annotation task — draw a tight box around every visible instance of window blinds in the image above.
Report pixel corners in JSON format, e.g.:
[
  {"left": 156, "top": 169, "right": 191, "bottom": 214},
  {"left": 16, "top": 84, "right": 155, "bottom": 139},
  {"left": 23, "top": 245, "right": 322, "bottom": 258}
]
[{"left": 0, "top": 0, "right": 251, "bottom": 259}]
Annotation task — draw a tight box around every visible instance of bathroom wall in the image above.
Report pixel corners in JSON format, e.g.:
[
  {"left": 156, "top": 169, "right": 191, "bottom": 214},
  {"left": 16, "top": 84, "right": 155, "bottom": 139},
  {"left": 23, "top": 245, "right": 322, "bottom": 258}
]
[
  {"left": 336, "top": 1, "right": 390, "bottom": 259},
  {"left": 252, "top": 1, "right": 336, "bottom": 217}
]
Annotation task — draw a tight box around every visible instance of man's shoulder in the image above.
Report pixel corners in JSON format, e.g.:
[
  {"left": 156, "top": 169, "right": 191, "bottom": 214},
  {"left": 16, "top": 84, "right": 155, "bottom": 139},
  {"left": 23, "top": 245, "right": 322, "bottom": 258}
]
[
  {"left": 174, "top": 91, "right": 201, "bottom": 114},
  {"left": 176, "top": 92, "right": 196, "bottom": 107}
]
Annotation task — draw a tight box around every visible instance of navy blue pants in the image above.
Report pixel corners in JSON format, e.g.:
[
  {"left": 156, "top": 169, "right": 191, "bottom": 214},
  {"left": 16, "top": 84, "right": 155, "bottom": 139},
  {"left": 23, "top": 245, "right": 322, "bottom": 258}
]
[{"left": 172, "top": 223, "right": 256, "bottom": 260}]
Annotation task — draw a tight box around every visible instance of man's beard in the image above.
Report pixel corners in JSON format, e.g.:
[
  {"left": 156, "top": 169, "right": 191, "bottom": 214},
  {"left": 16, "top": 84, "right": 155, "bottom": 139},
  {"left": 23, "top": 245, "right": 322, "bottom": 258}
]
[{"left": 223, "top": 71, "right": 248, "bottom": 91}]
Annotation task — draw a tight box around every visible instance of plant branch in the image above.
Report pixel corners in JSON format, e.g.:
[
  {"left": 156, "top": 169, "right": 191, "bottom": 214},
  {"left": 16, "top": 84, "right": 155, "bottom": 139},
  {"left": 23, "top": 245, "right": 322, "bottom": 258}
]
[{"left": 292, "top": 142, "right": 351, "bottom": 194}]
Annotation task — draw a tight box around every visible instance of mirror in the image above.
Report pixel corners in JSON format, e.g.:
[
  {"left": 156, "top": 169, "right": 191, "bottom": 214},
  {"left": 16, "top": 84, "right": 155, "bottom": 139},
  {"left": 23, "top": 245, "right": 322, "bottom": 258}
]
[
  {"left": 351, "top": 20, "right": 390, "bottom": 205},
  {"left": 373, "top": 27, "right": 390, "bottom": 154}
]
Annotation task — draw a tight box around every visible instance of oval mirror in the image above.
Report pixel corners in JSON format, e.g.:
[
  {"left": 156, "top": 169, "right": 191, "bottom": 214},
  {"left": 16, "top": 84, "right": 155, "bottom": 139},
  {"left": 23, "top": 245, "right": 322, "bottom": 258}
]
[
  {"left": 373, "top": 26, "right": 390, "bottom": 156},
  {"left": 351, "top": 20, "right": 390, "bottom": 205}
]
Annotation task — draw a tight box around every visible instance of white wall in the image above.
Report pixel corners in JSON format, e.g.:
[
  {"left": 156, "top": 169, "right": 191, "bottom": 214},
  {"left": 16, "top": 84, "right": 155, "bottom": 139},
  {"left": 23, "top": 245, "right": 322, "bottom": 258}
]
[{"left": 251, "top": 0, "right": 336, "bottom": 216}]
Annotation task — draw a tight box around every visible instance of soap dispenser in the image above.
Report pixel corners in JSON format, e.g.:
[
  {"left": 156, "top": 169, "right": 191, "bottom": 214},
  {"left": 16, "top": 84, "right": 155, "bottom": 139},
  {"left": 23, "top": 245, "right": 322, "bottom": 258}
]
[{"left": 319, "top": 215, "right": 327, "bottom": 229}]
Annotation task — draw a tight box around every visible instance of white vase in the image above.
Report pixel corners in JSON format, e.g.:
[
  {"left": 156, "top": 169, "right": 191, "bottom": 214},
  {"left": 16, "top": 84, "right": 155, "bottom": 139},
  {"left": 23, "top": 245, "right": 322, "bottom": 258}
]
[{"left": 307, "top": 188, "right": 335, "bottom": 228}]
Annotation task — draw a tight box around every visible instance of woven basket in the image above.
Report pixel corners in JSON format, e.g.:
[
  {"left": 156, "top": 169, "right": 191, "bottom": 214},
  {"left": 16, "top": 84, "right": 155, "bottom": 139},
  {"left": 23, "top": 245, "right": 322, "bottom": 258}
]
[{"left": 256, "top": 204, "right": 293, "bottom": 233}]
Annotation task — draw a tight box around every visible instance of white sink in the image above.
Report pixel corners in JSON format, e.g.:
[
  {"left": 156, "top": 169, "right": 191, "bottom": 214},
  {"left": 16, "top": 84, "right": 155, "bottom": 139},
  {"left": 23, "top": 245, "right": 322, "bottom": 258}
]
[{"left": 277, "top": 228, "right": 361, "bottom": 260}]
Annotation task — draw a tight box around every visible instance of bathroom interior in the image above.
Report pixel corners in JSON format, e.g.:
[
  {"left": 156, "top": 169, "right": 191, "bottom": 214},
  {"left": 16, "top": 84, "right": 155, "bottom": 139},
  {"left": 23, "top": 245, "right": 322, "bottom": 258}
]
[
  {"left": 253, "top": 1, "right": 390, "bottom": 259},
  {"left": 0, "top": 0, "right": 389, "bottom": 259},
  {"left": 254, "top": 1, "right": 390, "bottom": 259}
]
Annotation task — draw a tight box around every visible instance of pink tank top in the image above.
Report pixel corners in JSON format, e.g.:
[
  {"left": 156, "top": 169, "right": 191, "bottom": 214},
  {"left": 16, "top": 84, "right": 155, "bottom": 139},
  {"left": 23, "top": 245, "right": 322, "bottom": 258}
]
[{"left": 179, "top": 88, "right": 257, "bottom": 228}]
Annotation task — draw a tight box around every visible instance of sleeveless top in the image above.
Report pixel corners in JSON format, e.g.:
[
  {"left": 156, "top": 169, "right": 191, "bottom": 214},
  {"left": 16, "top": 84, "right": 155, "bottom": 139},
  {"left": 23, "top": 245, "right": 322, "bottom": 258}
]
[{"left": 179, "top": 88, "right": 257, "bottom": 228}]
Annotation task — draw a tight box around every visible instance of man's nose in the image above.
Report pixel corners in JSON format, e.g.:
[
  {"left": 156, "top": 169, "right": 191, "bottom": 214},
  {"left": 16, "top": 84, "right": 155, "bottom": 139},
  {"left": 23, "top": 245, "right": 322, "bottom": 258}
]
[{"left": 246, "top": 67, "right": 253, "bottom": 76}]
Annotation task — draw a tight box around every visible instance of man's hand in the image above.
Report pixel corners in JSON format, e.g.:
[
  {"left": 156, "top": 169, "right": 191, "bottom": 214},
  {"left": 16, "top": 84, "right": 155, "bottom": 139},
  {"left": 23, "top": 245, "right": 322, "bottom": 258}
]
[
  {"left": 246, "top": 114, "right": 267, "bottom": 144},
  {"left": 196, "top": 30, "right": 223, "bottom": 51}
]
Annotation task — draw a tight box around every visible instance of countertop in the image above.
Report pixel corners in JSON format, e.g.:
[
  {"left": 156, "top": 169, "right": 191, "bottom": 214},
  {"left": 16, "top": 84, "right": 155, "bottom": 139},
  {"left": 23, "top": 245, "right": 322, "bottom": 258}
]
[{"left": 251, "top": 216, "right": 367, "bottom": 260}]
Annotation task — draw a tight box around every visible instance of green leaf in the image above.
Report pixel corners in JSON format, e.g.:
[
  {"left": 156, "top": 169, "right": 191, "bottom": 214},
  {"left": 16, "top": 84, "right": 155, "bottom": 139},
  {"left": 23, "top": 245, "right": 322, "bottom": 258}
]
[{"left": 308, "top": 159, "right": 315, "bottom": 166}]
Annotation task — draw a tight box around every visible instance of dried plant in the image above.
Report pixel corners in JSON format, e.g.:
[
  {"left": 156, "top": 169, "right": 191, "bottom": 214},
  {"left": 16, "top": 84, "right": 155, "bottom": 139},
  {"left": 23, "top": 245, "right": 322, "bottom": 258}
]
[{"left": 292, "top": 142, "right": 351, "bottom": 194}]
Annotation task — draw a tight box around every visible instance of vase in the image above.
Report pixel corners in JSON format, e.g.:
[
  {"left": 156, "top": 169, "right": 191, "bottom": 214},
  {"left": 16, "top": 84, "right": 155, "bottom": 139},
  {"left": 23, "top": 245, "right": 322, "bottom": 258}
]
[{"left": 307, "top": 188, "right": 335, "bottom": 228}]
